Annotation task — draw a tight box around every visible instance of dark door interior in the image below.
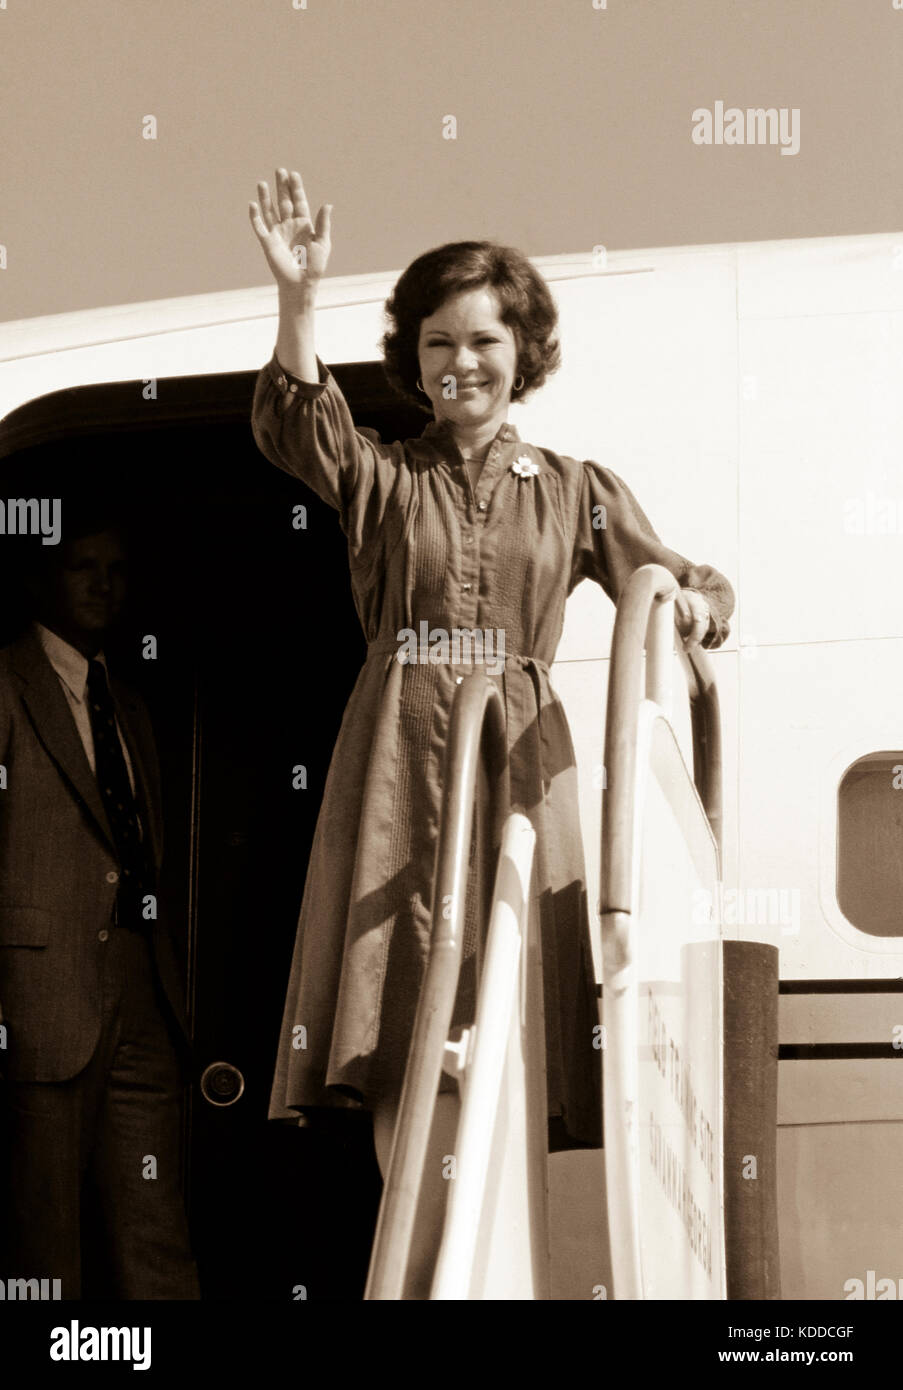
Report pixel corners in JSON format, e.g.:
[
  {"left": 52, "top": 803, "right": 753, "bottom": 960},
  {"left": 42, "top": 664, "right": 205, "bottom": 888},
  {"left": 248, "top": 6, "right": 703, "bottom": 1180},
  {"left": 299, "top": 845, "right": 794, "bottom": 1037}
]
[{"left": 0, "top": 366, "right": 427, "bottom": 1301}]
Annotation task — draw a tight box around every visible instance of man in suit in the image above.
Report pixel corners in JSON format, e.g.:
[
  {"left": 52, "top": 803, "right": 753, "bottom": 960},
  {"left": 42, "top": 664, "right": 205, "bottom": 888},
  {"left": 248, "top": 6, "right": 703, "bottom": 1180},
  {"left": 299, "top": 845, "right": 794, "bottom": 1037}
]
[{"left": 0, "top": 516, "right": 199, "bottom": 1299}]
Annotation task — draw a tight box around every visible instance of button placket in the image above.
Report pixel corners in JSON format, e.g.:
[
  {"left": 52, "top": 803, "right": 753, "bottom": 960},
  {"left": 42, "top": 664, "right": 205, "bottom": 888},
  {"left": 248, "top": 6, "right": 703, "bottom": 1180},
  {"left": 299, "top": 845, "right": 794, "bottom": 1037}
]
[
  {"left": 474, "top": 440, "right": 499, "bottom": 509},
  {"left": 449, "top": 426, "right": 518, "bottom": 676},
  {"left": 458, "top": 466, "right": 480, "bottom": 673},
  {"left": 478, "top": 433, "right": 517, "bottom": 515}
]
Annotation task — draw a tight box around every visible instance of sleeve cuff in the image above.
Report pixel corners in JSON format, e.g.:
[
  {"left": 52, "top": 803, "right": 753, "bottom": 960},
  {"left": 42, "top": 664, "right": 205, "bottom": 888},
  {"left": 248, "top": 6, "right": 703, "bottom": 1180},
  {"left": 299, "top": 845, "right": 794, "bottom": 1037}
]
[{"left": 268, "top": 351, "right": 330, "bottom": 398}]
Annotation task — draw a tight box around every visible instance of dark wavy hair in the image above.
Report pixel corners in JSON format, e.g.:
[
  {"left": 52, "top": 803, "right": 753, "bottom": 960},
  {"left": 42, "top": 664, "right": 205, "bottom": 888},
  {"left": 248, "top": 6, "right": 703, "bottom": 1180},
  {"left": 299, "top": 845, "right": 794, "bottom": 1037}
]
[{"left": 381, "top": 241, "right": 561, "bottom": 412}]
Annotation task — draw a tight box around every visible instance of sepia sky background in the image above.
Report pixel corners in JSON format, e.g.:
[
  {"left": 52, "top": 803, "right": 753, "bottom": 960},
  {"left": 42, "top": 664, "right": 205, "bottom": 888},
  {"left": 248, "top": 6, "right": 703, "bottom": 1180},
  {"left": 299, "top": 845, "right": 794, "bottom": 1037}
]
[{"left": 1, "top": 0, "right": 901, "bottom": 322}]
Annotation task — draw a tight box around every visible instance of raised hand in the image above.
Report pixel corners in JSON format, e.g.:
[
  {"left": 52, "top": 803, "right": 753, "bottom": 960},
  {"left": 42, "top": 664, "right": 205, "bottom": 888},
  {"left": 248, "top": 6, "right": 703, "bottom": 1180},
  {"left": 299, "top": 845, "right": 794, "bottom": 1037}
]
[{"left": 249, "top": 169, "right": 332, "bottom": 295}]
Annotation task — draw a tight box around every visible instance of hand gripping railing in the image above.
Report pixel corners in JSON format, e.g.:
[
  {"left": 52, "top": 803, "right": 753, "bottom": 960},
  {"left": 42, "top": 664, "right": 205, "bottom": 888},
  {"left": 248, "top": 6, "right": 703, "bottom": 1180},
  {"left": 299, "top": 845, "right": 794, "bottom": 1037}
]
[{"left": 364, "top": 674, "right": 511, "bottom": 1301}]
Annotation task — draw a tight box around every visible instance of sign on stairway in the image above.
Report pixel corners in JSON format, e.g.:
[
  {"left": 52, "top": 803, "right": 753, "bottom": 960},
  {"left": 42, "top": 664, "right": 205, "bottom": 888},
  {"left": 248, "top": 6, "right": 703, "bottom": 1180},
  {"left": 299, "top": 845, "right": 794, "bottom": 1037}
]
[{"left": 603, "top": 706, "right": 726, "bottom": 1298}]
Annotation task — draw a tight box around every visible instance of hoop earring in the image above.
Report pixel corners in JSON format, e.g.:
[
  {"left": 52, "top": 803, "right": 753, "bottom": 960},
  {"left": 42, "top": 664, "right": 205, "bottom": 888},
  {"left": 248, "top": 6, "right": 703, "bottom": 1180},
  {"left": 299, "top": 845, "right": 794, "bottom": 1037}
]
[
  {"left": 513, "top": 375, "right": 525, "bottom": 393},
  {"left": 416, "top": 378, "right": 428, "bottom": 394}
]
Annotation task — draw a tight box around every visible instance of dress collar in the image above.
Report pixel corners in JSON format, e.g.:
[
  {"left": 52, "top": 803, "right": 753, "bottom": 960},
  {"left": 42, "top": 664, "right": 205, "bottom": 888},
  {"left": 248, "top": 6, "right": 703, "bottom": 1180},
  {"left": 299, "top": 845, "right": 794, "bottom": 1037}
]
[{"left": 420, "top": 417, "right": 521, "bottom": 446}]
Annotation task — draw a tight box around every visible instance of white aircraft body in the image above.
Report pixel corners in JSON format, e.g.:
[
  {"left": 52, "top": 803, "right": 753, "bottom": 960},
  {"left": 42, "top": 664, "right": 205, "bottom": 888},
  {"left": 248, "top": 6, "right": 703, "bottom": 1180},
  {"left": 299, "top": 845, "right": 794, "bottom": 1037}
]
[{"left": 2, "top": 231, "right": 901, "bottom": 1300}]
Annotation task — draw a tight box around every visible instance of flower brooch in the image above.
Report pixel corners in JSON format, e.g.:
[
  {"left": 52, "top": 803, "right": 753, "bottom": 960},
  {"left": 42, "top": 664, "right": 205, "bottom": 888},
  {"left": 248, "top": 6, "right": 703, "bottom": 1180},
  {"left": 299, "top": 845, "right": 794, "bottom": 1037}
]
[{"left": 510, "top": 454, "right": 540, "bottom": 479}]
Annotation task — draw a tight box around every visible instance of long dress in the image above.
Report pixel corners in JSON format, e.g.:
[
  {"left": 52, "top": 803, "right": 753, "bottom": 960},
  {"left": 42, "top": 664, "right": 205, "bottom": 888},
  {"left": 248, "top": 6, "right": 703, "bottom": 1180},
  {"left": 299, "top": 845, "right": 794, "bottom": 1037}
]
[{"left": 252, "top": 351, "right": 734, "bottom": 1151}]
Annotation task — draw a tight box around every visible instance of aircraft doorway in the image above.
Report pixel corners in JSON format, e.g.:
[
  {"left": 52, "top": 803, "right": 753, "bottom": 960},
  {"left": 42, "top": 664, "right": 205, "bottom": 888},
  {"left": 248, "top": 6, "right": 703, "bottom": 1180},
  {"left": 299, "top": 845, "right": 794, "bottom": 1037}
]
[{"left": 0, "top": 366, "right": 425, "bottom": 1301}]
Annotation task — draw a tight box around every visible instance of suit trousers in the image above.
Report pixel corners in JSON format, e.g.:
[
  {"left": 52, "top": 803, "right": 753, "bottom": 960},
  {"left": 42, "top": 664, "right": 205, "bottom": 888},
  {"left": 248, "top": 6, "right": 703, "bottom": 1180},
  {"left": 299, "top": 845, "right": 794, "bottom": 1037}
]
[{"left": 0, "top": 924, "right": 199, "bottom": 1299}]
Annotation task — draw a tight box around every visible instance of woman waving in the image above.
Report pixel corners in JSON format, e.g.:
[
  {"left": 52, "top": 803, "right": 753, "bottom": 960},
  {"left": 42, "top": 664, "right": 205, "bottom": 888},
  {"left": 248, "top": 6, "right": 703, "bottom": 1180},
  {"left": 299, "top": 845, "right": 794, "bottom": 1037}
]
[{"left": 250, "top": 168, "right": 734, "bottom": 1295}]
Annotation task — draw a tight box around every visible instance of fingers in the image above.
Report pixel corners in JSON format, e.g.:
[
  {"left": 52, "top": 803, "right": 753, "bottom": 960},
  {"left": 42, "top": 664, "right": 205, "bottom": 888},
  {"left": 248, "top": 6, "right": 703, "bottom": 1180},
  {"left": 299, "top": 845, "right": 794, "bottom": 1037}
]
[
  {"left": 275, "top": 167, "right": 313, "bottom": 225},
  {"left": 314, "top": 201, "right": 332, "bottom": 247},
  {"left": 254, "top": 169, "right": 319, "bottom": 232},
  {"left": 677, "top": 591, "right": 710, "bottom": 647},
  {"left": 248, "top": 201, "right": 270, "bottom": 243},
  {"left": 257, "top": 179, "right": 277, "bottom": 232},
  {"left": 288, "top": 169, "right": 311, "bottom": 222},
  {"left": 276, "top": 167, "right": 295, "bottom": 222},
  {"left": 252, "top": 170, "right": 327, "bottom": 274}
]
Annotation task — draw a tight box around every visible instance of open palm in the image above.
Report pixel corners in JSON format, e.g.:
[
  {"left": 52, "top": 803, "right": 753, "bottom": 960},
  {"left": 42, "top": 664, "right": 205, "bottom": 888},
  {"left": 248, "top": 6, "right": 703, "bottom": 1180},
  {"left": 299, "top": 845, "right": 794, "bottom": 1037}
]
[{"left": 249, "top": 168, "right": 332, "bottom": 291}]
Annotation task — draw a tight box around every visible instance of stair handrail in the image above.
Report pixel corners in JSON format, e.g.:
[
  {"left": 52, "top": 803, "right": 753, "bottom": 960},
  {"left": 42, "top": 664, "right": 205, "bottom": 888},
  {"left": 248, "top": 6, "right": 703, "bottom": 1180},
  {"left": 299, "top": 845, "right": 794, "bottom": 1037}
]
[
  {"left": 601, "top": 565, "right": 723, "bottom": 929},
  {"left": 599, "top": 564, "right": 726, "bottom": 1299},
  {"left": 430, "top": 810, "right": 543, "bottom": 1299},
  {"left": 364, "top": 673, "right": 510, "bottom": 1300},
  {"left": 679, "top": 639, "right": 723, "bottom": 858}
]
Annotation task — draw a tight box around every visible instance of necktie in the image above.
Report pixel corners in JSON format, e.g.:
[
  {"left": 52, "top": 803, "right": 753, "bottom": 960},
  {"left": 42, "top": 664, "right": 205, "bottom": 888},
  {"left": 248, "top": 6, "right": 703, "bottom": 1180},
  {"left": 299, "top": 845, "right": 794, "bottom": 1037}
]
[{"left": 86, "top": 660, "right": 152, "bottom": 932}]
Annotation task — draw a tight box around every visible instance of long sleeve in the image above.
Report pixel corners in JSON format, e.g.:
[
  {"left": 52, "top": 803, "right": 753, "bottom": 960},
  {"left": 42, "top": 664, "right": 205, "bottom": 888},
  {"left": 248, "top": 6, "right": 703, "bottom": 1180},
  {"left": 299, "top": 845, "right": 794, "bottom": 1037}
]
[
  {"left": 571, "top": 459, "right": 734, "bottom": 650},
  {"left": 251, "top": 352, "right": 411, "bottom": 580}
]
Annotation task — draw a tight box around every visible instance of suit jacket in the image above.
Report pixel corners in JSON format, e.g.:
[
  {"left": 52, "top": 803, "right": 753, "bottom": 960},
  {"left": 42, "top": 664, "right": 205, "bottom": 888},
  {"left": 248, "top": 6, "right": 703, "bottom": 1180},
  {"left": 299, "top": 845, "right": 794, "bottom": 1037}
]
[{"left": 0, "top": 627, "right": 191, "bottom": 1083}]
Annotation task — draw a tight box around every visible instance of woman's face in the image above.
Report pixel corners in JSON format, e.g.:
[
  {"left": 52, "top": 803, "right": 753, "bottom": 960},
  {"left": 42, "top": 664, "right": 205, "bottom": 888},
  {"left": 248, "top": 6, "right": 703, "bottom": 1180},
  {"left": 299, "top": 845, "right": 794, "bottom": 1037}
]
[{"left": 417, "top": 286, "right": 519, "bottom": 432}]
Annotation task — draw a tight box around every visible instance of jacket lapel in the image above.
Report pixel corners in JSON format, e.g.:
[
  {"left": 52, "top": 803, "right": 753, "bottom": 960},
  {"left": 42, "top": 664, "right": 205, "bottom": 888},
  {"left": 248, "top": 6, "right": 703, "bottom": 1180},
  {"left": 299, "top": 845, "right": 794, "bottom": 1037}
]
[{"left": 12, "top": 629, "right": 116, "bottom": 853}]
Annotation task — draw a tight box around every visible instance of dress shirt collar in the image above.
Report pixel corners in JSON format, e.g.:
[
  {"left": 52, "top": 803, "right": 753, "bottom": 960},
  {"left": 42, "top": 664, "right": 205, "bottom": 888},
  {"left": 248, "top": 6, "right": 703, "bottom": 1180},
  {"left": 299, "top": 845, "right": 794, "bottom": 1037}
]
[{"left": 34, "top": 622, "right": 109, "bottom": 704}]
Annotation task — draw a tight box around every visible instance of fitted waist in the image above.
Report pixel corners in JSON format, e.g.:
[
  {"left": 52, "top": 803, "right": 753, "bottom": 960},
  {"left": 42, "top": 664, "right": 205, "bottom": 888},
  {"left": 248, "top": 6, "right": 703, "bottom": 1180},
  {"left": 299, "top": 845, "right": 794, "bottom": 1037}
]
[{"left": 365, "top": 635, "right": 550, "bottom": 676}]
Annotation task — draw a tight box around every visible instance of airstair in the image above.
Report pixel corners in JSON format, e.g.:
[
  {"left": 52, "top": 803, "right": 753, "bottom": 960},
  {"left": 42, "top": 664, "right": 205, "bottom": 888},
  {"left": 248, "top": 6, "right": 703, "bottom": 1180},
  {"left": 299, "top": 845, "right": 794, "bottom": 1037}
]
[{"left": 365, "top": 565, "right": 779, "bottom": 1300}]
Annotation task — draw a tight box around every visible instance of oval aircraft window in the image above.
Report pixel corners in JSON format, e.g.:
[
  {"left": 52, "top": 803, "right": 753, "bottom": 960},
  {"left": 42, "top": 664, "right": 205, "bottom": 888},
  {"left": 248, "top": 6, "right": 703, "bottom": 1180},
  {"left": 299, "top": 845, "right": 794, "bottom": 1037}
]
[{"left": 836, "top": 752, "right": 903, "bottom": 937}]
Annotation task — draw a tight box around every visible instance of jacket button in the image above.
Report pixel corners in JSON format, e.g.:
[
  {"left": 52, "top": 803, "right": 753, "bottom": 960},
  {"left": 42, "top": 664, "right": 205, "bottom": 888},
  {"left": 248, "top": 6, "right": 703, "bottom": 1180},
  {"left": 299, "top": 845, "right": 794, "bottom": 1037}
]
[
  {"left": 106, "top": 870, "right": 119, "bottom": 884},
  {"left": 98, "top": 929, "right": 109, "bottom": 943},
  {"left": 477, "top": 501, "right": 487, "bottom": 512}
]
